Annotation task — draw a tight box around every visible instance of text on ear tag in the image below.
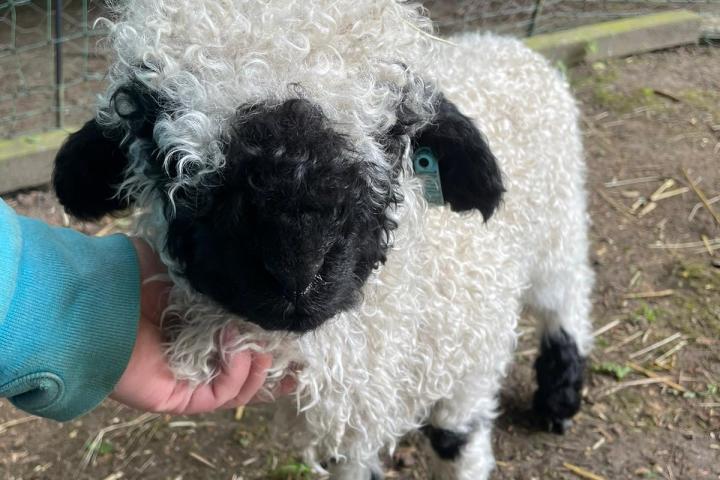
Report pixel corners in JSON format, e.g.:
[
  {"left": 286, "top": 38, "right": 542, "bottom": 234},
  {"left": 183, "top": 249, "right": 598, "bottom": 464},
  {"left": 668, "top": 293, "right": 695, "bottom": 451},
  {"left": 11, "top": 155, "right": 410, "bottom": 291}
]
[{"left": 413, "top": 147, "right": 444, "bottom": 206}]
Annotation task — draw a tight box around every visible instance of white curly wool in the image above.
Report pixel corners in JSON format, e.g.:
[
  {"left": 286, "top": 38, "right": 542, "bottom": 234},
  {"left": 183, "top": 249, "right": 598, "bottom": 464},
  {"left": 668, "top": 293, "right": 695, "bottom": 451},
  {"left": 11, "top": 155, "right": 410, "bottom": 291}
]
[{"left": 96, "top": 2, "right": 593, "bottom": 478}]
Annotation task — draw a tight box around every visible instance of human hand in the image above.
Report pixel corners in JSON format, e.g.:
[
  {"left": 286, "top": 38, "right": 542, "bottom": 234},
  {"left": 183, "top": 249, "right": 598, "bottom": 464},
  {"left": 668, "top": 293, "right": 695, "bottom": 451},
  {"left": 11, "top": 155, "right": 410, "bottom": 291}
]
[{"left": 110, "top": 237, "right": 278, "bottom": 414}]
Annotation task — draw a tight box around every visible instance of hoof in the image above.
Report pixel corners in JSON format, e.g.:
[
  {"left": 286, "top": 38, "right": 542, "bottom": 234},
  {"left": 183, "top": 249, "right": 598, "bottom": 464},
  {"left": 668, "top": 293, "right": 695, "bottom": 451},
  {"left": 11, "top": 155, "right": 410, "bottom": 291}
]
[
  {"left": 533, "top": 329, "right": 586, "bottom": 433},
  {"left": 549, "top": 417, "right": 573, "bottom": 434}
]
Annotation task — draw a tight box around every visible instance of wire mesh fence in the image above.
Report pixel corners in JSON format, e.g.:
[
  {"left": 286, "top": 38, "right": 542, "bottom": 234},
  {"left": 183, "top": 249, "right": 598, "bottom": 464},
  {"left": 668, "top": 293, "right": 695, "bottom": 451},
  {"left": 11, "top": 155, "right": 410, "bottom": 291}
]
[
  {"left": 0, "top": 0, "right": 108, "bottom": 139},
  {"left": 1, "top": 0, "right": 720, "bottom": 140},
  {"left": 425, "top": 0, "right": 720, "bottom": 36}
]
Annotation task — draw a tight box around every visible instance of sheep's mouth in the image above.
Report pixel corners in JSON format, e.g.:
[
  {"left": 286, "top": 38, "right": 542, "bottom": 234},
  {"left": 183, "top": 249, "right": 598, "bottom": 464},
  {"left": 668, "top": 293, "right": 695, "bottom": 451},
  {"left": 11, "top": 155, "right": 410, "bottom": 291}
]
[
  {"left": 271, "top": 302, "right": 330, "bottom": 333},
  {"left": 244, "top": 289, "right": 352, "bottom": 333},
  {"left": 230, "top": 256, "right": 368, "bottom": 333}
]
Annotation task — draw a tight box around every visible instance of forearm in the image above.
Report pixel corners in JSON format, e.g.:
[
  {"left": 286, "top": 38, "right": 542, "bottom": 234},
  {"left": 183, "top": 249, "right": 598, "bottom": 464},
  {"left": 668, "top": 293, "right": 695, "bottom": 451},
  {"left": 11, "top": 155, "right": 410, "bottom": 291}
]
[{"left": 0, "top": 200, "right": 140, "bottom": 421}]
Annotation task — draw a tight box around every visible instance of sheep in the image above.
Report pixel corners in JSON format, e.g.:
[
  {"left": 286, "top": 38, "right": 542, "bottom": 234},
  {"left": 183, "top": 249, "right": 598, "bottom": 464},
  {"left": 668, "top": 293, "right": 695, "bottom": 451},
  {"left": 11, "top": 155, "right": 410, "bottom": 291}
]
[{"left": 52, "top": 1, "right": 594, "bottom": 478}]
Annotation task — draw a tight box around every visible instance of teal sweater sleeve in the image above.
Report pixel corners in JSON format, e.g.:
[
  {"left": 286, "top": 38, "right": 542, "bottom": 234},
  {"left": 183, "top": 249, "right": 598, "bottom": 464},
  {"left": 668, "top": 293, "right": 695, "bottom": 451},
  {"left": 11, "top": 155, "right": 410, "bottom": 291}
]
[{"left": 0, "top": 199, "right": 140, "bottom": 421}]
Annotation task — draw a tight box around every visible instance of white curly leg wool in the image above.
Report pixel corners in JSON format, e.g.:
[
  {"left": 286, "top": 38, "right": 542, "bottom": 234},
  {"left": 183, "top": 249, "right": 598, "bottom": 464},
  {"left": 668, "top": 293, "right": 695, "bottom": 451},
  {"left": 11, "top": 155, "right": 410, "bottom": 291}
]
[
  {"left": 325, "top": 458, "right": 383, "bottom": 480},
  {"left": 424, "top": 424, "right": 496, "bottom": 480},
  {"left": 421, "top": 366, "right": 506, "bottom": 480}
]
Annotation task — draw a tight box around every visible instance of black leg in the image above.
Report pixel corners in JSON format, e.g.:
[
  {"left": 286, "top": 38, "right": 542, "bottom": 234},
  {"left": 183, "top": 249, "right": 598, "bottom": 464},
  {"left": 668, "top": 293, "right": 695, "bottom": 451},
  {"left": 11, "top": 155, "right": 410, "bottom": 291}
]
[
  {"left": 421, "top": 424, "right": 469, "bottom": 461},
  {"left": 533, "top": 328, "right": 586, "bottom": 434}
]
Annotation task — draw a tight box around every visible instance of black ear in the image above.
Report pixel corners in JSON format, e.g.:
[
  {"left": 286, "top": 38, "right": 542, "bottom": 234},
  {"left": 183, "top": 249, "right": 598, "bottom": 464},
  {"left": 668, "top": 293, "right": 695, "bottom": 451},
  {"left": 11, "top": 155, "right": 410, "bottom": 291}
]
[
  {"left": 413, "top": 94, "right": 505, "bottom": 220},
  {"left": 53, "top": 79, "right": 162, "bottom": 220},
  {"left": 53, "top": 119, "right": 131, "bottom": 221}
]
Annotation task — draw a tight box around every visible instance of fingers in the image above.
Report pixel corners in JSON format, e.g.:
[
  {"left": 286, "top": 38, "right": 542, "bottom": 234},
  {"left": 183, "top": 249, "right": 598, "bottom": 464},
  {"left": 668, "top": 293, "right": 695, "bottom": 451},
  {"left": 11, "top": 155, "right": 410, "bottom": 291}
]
[
  {"left": 243, "top": 373, "right": 298, "bottom": 405},
  {"left": 178, "top": 350, "right": 254, "bottom": 414},
  {"left": 112, "top": 306, "right": 284, "bottom": 415},
  {"left": 138, "top": 325, "right": 283, "bottom": 414},
  {"left": 222, "top": 353, "right": 273, "bottom": 408}
]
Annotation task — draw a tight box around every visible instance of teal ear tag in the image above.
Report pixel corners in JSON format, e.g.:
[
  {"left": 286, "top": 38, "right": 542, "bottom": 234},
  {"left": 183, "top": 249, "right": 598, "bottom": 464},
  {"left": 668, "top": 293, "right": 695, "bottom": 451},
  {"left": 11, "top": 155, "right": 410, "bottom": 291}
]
[{"left": 413, "top": 147, "right": 444, "bottom": 206}]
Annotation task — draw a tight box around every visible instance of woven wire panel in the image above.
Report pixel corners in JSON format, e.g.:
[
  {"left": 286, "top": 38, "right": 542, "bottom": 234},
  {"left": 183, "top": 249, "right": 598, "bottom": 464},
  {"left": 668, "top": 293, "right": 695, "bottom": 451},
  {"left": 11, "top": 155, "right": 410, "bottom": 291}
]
[
  {"left": 1, "top": 1, "right": 720, "bottom": 139},
  {"left": 424, "top": 0, "right": 720, "bottom": 36},
  {"left": 0, "top": 0, "right": 108, "bottom": 139}
]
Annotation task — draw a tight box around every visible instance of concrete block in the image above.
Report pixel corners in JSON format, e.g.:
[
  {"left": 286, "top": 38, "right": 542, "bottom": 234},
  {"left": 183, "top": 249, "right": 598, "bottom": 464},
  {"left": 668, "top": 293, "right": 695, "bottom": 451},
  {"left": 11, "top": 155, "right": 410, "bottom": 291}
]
[
  {"left": 525, "top": 10, "right": 702, "bottom": 66},
  {"left": 0, "top": 129, "right": 73, "bottom": 194}
]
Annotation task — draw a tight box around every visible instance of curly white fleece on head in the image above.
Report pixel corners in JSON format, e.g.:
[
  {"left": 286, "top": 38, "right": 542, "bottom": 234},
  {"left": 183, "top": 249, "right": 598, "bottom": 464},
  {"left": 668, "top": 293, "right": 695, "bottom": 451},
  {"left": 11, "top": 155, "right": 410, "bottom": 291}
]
[{"left": 95, "top": 0, "right": 437, "bottom": 215}]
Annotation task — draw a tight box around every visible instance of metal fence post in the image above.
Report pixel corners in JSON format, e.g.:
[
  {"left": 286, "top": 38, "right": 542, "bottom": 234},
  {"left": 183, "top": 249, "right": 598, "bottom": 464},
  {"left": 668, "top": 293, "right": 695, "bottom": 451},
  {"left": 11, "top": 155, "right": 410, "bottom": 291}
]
[
  {"left": 527, "top": 0, "right": 546, "bottom": 37},
  {"left": 54, "top": 0, "right": 64, "bottom": 129}
]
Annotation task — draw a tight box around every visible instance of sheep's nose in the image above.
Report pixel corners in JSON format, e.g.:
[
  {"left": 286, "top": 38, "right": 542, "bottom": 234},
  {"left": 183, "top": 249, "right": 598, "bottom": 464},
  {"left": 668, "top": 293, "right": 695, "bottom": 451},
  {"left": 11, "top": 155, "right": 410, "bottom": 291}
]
[{"left": 264, "top": 256, "right": 324, "bottom": 302}]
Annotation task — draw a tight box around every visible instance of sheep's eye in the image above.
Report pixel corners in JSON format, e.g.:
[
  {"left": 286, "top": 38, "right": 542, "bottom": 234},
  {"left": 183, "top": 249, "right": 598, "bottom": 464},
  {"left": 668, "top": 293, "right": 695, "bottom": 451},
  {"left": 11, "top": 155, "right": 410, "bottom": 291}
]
[
  {"left": 113, "top": 91, "right": 138, "bottom": 118},
  {"left": 110, "top": 80, "right": 163, "bottom": 139}
]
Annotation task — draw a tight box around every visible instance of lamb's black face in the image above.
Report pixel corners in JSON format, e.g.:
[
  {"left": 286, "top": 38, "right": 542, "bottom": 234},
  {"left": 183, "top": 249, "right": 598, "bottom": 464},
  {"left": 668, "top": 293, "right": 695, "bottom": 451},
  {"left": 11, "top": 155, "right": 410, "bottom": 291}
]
[
  {"left": 54, "top": 81, "right": 505, "bottom": 333},
  {"left": 165, "top": 99, "right": 396, "bottom": 332}
]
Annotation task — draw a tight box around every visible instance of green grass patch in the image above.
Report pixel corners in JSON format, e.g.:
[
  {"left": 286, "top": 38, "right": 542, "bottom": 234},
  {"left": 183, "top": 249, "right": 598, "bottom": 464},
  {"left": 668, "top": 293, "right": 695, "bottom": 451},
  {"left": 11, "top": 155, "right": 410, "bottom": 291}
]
[
  {"left": 269, "top": 460, "right": 314, "bottom": 479},
  {"left": 234, "top": 429, "right": 253, "bottom": 448},
  {"left": 570, "top": 62, "right": 664, "bottom": 113},
  {"left": 84, "top": 439, "right": 114, "bottom": 456},
  {"left": 592, "top": 361, "right": 632, "bottom": 380},
  {"left": 592, "top": 85, "right": 662, "bottom": 113},
  {"left": 677, "top": 89, "right": 720, "bottom": 113},
  {"left": 638, "top": 303, "right": 657, "bottom": 323},
  {"left": 671, "top": 261, "right": 720, "bottom": 336}
]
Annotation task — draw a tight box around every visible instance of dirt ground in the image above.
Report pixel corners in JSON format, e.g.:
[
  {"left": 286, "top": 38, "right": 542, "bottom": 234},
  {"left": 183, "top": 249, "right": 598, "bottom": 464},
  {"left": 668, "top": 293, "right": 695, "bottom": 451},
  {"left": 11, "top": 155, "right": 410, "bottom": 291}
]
[{"left": 1, "top": 44, "right": 720, "bottom": 480}]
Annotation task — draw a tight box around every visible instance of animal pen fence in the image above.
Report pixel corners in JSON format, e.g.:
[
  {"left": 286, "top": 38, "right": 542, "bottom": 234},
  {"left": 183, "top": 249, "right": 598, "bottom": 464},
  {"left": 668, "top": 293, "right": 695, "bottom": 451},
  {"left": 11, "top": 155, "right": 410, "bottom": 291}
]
[{"left": 1, "top": 0, "right": 720, "bottom": 141}]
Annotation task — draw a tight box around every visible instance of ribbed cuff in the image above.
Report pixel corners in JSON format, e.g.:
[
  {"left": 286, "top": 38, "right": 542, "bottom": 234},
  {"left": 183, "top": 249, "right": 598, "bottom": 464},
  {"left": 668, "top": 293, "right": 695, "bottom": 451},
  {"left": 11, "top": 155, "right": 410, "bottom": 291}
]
[
  {"left": 0, "top": 212, "right": 140, "bottom": 421},
  {"left": 0, "top": 201, "right": 21, "bottom": 325}
]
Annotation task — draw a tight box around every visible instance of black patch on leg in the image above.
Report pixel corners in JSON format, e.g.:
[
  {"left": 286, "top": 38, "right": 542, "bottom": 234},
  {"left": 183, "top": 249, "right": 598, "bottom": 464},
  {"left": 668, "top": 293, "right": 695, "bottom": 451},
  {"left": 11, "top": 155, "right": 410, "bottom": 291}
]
[
  {"left": 370, "top": 470, "right": 384, "bottom": 480},
  {"left": 421, "top": 425, "right": 469, "bottom": 461},
  {"left": 533, "top": 328, "right": 586, "bottom": 434}
]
